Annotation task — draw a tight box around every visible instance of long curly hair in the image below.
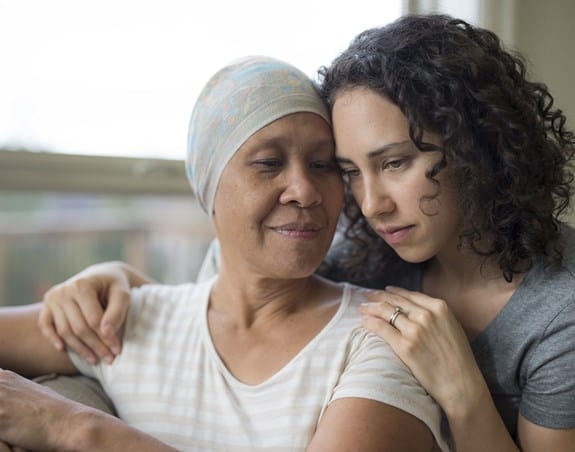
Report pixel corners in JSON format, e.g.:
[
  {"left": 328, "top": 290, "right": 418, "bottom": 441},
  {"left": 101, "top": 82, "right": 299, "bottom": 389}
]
[{"left": 319, "top": 14, "right": 575, "bottom": 282}]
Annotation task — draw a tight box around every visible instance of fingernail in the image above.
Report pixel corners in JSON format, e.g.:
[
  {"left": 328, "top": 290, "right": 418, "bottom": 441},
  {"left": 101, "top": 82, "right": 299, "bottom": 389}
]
[
  {"left": 53, "top": 341, "right": 63, "bottom": 351},
  {"left": 87, "top": 356, "right": 97, "bottom": 365},
  {"left": 104, "top": 355, "right": 114, "bottom": 365},
  {"left": 111, "top": 345, "right": 121, "bottom": 355}
]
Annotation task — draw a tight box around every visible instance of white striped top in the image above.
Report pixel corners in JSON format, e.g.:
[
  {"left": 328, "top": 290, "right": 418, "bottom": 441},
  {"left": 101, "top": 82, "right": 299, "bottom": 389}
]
[{"left": 70, "top": 277, "right": 447, "bottom": 451}]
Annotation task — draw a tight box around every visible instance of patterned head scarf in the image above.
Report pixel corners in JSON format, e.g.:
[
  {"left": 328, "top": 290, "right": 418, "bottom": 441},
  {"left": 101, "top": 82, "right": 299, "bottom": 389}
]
[{"left": 186, "top": 56, "right": 330, "bottom": 214}]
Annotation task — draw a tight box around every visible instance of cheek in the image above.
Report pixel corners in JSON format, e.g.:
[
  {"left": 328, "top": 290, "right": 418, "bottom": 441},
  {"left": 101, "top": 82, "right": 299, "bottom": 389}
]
[{"left": 331, "top": 178, "right": 345, "bottom": 210}]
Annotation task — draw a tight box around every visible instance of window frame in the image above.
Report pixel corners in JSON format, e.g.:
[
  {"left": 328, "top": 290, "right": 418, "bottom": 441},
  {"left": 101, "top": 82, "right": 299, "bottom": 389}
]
[{"left": 0, "top": 149, "right": 189, "bottom": 195}]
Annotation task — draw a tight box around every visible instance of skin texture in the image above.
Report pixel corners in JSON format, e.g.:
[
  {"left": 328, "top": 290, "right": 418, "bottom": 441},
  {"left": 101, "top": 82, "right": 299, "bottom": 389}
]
[
  {"left": 332, "top": 87, "right": 461, "bottom": 265},
  {"left": 332, "top": 87, "right": 575, "bottom": 451},
  {"left": 212, "top": 112, "right": 343, "bottom": 282}
]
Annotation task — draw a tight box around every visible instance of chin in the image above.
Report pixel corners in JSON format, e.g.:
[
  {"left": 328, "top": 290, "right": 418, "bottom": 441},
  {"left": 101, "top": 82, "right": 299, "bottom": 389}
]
[
  {"left": 394, "top": 247, "right": 434, "bottom": 264},
  {"left": 274, "top": 257, "right": 324, "bottom": 280}
]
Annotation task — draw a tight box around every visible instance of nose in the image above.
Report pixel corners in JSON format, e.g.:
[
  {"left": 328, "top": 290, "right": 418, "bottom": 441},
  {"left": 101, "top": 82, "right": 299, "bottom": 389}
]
[
  {"left": 359, "top": 176, "right": 395, "bottom": 219},
  {"left": 279, "top": 166, "right": 322, "bottom": 208}
]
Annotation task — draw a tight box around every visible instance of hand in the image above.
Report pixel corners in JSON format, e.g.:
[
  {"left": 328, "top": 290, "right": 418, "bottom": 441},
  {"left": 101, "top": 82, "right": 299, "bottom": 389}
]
[
  {"left": 0, "top": 369, "right": 85, "bottom": 451},
  {"left": 38, "top": 262, "right": 139, "bottom": 364},
  {"left": 359, "top": 286, "right": 487, "bottom": 416}
]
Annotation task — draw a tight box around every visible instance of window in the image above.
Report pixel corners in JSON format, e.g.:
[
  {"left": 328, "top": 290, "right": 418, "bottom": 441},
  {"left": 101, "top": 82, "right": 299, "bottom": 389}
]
[
  {"left": 0, "top": 0, "right": 403, "bottom": 306},
  {"left": 1, "top": 0, "right": 403, "bottom": 159}
]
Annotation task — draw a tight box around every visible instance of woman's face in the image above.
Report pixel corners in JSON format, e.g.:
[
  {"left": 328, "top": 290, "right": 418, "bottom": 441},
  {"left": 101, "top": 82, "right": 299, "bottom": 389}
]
[
  {"left": 332, "top": 87, "right": 460, "bottom": 263},
  {"left": 213, "top": 112, "right": 343, "bottom": 279}
]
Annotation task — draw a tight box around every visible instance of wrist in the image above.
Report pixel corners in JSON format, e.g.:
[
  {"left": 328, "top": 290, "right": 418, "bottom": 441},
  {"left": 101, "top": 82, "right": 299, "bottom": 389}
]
[
  {"left": 56, "top": 407, "right": 106, "bottom": 451},
  {"left": 442, "top": 378, "right": 519, "bottom": 452},
  {"left": 64, "top": 407, "right": 177, "bottom": 452},
  {"left": 442, "top": 369, "right": 490, "bottom": 422}
]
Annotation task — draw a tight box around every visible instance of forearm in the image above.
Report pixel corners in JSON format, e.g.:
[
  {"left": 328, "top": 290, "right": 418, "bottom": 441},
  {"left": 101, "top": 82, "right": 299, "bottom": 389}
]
[
  {"left": 0, "top": 369, "right": 175, "bottom": 452},
  {"left": 446, "top": 379, "right": 519, "bottom": 452},
  {"left": 0, "top": 303, "right": 76, "bottom": 376},
  {"left": 65, "top": 409, "right": 176, "bottom": 452}
]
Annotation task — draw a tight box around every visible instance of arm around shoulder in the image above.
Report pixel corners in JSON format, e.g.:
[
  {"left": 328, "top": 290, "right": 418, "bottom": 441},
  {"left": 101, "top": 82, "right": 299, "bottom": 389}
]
[{"left": 0, "top": 303, "right": 76, "bottom": 377}]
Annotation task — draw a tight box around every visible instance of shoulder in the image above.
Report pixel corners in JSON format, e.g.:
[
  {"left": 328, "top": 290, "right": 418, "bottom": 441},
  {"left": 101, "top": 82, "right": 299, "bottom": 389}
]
[
  {"left": 524, "top": 224, "right": 575, "bottom": 307},
  {"left": 333, "top": 286, "right": 448, "bottom": 450},
  {"left": 127, "top": 278, "right": 213, "bottom": 328},
  {"left": 131, "top": 278, "right": 212, "bottom": 308}
]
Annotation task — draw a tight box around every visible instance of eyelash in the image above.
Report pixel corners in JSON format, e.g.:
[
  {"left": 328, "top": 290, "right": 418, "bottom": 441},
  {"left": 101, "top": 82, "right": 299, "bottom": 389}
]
[
  {"left": 340, "top": 158, "right": 408, "bottom": 182},
  {"left": 384, "top": 158, "right": 407, "bottom": 170},
  {"left": 253, "top": 160, "right": 337, "bottom": 171},
  {"left": 254, "top": 159, "right": 282, "bottom": 169}
]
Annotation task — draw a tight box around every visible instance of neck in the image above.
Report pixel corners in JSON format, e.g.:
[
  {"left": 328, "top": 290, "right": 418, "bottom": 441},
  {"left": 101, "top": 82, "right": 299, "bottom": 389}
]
[
  {"left": 428, "top": 229, "right": 509, "bottom": 287},
  {"left": 211, "top": 264, "right": 321, "bottom": 330}
]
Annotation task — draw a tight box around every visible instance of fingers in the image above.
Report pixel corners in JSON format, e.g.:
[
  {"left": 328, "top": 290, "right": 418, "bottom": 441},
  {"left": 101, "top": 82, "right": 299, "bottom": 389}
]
[
  {"left": 37, "top": 306, "right": 64, "bottom": 351},
  {"left": 98, "top": 284, "right": 130, "bottom": 355},
  {"left": 385, "top": 286, "right": 448, "bottom": 314},
  {"left": 50, "top": 304, "right": 103, "bottom": 365},
  {"left": 40, "top": 279, "right": 118, "bottom": 365},
  {"left": 361, "top": 290, "right": 413, "bottom": 331},
  {"left": 360, "top": 307, "right": 403, "bottom": 342},
  {"left": 65, "top": 302, "right": 117, "bottom": 364}
]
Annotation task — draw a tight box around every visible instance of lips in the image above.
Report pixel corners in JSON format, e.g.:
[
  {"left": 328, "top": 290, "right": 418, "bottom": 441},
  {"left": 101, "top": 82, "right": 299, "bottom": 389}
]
[
  {"left": 270, "top": 222, "right": 323, "bottom": 239},
  {"left": 376, "top": 225, "right": 415, "bottom": 245}
]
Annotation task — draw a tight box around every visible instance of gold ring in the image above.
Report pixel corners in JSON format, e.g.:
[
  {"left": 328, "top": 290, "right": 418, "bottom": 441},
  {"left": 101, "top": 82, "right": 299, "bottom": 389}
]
[{"left": 388, "top": 306, "right": 403, "bottom": 328}]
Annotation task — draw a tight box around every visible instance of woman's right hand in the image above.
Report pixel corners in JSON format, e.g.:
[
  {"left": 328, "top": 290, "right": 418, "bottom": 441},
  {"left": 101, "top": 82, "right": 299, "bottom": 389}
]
[{"left": 38, "top": 261, "right": 153, "bottom": 364}]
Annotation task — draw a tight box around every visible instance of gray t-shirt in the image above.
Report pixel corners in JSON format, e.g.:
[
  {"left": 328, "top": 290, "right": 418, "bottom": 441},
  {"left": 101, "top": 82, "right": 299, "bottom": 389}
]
[{"left": 350, "top": 225, "right": 575, "bottom": 437}]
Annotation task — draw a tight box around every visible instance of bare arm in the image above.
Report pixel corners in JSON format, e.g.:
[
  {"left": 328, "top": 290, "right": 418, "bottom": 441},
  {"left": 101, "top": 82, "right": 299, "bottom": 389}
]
[
  {"left": 307, "top": 398, "right": 435, "bottom": 452},
  {"left": 518, "top": 418, "right": 575, "bottom": 452},
  {"left": 0, "top": 303, "right": 75, "bottom": 377},
  {"left": 0, "top": 370, "right": 175, "bottom": 451}
]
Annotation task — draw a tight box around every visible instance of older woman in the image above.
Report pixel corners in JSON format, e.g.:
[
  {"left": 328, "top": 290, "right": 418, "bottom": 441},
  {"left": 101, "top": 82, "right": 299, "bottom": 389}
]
[{"left": 0, "top": 56, "right": 446, "bottom": 451}]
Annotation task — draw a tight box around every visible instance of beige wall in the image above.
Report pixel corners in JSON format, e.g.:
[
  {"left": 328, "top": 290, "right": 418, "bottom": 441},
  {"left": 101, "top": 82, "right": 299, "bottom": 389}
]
[
  {"left": 409, "top": 0, "right": 575, "bottom": 224},
  {"left": 407, "top": 0, "right": 575, "bottom": 125},
  {"left": 513, "top": 0, "right": 575, "bottom": 224},
  {"left": 514, "top": 0, "right": 575, "bottom": 128},
  {"left": 407, "top": 0, "right": 575, "bottom": 123}
]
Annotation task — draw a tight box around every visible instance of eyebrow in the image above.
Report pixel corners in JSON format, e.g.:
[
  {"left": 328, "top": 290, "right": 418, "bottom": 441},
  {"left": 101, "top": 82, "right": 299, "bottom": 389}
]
[{"left": 336, "top": 140, "right": 411, "bottom": 164}]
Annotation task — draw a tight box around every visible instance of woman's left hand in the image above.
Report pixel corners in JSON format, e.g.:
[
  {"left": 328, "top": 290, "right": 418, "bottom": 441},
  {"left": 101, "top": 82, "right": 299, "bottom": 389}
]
[{"left": 359, "top": 286, "right": 487, "bottom": 416}]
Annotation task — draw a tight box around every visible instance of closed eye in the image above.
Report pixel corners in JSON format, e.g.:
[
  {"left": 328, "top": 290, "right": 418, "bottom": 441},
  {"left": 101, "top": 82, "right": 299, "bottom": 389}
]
[{"left": 253, "top": 159, "right": 283, "bottom": 169}]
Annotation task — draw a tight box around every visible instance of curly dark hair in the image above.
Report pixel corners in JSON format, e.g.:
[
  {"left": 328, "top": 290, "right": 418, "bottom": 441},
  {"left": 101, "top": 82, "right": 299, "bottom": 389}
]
[{"left": 318, "top": 14, "right": 575, "bottom": 283}]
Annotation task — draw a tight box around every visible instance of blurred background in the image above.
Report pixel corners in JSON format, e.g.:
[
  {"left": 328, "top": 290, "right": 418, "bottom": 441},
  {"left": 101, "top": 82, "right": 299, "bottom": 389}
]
[{"left": 1, "top": 0, "right": 574, "bottom": 306}]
